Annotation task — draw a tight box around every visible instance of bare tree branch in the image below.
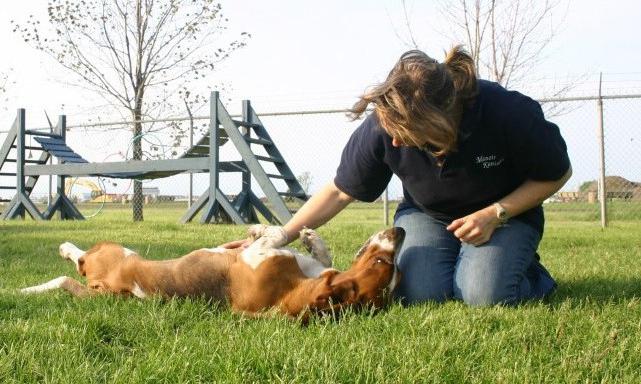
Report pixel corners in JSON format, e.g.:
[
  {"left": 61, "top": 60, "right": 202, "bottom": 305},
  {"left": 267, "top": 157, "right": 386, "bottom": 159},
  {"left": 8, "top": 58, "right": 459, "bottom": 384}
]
[
  {"left": 404, "top": 0, "right": 568, "bottom": 92},
  {"left": 0, "top": 69, "right": 15, "bottom": 112},
  {"left": 12, "top": 0, "right": 250, "bottom": 220}
]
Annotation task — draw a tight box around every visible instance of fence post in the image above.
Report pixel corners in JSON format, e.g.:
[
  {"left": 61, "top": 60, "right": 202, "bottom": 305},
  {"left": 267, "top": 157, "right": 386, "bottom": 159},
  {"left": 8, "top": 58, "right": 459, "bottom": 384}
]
[
  {"left": 57, "top": 115, "right": 67, "bottom": 220},
  {"left": 15, "top": 109, "right": 26, "bottom": 219},
  {"left": 383, "top": 187, "right": 389, "bottom": 226},
  {"left": 188, "top": 115, "right": 193, "bottom": 209},
  {"left": 48, "top": 122, "right": 53, "bottom": 206},
  {"left": 597, "top": 72, "right": 607, "bottom": 228}
]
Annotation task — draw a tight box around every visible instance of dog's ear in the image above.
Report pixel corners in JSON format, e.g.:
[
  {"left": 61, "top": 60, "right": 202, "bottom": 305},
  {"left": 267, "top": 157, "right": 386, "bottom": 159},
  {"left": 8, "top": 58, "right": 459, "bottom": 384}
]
[
  {"left": 329, "top": 278, "right": 358, "bottom": 305},
  {"left": 319, "top": 269, "right": 339, "bottom": 281},
  {"left": 313, "top": 271, "right": 357, "bottom": 308},
  {"left": 313, "top": 270, "right": 339, "bottom": 306},
  {"left": 315, "top": 279, "right": 358, "bottom": 309}
]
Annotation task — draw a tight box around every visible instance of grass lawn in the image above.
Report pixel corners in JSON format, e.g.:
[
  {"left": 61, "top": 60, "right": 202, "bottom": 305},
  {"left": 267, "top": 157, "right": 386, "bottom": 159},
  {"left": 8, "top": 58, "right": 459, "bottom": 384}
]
[{"left": 1, "top": 203, "right": 640, "bottom": 383}]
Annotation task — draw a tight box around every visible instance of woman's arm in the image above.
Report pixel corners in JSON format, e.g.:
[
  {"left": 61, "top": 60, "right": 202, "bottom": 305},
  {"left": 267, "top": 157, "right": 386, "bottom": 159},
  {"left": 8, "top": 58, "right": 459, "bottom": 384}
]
[
  {"left": 219, "top": 181, "right": 354, "bottom": 249},
  {"left": 282, "top": 181, "right": 355, "bottom": 244},
  {"left": 447, "top": 166, "right": 572, "bottom": 246}
]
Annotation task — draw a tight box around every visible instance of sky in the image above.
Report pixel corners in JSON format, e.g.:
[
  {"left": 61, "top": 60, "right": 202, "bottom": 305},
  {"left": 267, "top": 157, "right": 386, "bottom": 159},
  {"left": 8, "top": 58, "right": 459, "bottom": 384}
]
[
  {"left": 2, "top": 0, "right": 640, "bottom": 116},
  {"left": 222, "top": 0, "right": 641, "bottom": 104},
  {"left": 1, "top": 0, "right": 640, "bottom": 199}
]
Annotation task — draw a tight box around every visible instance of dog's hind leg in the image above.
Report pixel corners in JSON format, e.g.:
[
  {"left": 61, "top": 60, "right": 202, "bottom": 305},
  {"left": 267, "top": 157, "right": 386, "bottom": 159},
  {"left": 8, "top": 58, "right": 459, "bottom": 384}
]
[
  {"left": 21, "top": 276, "right": 93, "bottom": 297},
  {"left": 59, "top": 242, "right": 86, "bottom": 269},
  {"left": 300, "top": 228, "right": 332, "bottom": 268}
]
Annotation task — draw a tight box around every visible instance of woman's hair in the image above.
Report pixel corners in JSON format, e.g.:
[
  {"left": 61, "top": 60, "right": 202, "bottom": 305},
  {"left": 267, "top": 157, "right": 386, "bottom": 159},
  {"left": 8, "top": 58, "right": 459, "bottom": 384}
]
[{"left": 350, "top": 45, "right": 477, "bottom": 156}]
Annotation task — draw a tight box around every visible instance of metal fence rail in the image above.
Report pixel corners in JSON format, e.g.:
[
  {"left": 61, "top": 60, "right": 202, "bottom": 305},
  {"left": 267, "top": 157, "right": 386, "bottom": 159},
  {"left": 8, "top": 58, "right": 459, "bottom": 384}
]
[{"left": 2, "top": 93, "right": 640, "bottom": 226}]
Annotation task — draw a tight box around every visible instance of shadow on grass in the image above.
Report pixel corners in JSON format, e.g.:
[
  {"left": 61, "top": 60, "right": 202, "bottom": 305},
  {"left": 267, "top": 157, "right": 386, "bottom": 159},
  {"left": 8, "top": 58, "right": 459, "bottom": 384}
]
[{"left": 550, "top": 277, "right": 641, "bottom": 306}]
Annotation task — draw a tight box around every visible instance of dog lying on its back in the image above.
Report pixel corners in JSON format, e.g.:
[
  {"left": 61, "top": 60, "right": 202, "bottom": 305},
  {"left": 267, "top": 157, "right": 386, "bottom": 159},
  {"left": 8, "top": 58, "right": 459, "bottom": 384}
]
[{"left": 21, "top": 225, "right": 405, "bottom": 320}]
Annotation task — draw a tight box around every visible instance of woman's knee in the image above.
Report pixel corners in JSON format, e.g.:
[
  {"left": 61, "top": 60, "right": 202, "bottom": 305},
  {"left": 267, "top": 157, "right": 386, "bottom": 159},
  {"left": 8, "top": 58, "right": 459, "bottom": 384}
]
[
  {"left": 394, "top": 272, "right": 453, "bottom": 305},
  {"left": 453, "top": 223, "right": 540, "bottom": 306},
  {"left": 454, "top": 275, "right": 518, "bottom": 307},
  {"left": 394, "top": 245, "right": 456, "bottom": 305}
]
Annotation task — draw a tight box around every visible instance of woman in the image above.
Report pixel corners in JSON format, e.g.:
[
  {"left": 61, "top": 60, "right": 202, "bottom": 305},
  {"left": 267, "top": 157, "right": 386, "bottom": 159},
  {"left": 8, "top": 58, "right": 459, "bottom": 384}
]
[{"left": 229, "top": 46, "right": 571, "bottom": 307}]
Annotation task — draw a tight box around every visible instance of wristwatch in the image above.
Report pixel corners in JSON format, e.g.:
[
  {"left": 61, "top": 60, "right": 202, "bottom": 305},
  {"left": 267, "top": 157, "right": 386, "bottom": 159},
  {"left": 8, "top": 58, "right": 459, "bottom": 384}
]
[{"left": 493, "top": 202, "right": 508, "bottom": 225}]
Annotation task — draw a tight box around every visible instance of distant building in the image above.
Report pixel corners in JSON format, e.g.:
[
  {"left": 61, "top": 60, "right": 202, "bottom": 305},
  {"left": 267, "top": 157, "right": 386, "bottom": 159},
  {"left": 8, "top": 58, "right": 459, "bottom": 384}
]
[
  {"left": 142, "top": 187, "right": 160, "bottom": 198},
  {"left": 142, "top": 187, "right": 160, "bottom": 204},
  {"left": 581, "top": 176, "right": 641, "bottom": 201}
]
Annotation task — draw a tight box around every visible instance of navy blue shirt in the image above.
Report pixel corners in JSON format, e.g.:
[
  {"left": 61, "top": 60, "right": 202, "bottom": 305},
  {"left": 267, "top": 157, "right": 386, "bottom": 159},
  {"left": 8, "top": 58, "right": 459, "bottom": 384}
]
[{"left": 334, "top": 80, "right": 570, "bottom": 235}]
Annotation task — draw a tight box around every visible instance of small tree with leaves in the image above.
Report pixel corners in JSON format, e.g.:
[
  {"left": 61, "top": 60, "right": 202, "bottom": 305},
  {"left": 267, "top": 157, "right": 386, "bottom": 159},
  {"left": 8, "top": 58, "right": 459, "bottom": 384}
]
[{"left": 13, "top": 0, "right": 249, "bottom": 221}]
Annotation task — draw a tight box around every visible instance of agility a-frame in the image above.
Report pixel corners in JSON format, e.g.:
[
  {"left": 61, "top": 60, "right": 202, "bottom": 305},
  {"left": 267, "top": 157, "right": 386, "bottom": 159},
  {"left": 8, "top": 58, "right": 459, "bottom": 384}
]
[{"left": 180, "top": 94, "right": 307, "bottom": 224}]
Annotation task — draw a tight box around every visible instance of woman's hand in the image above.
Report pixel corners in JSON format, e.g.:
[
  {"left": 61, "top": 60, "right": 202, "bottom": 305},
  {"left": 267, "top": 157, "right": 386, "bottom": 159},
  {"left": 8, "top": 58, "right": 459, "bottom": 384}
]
[{"left": 446, "top": 205, "right": 501, "bottom": 246}]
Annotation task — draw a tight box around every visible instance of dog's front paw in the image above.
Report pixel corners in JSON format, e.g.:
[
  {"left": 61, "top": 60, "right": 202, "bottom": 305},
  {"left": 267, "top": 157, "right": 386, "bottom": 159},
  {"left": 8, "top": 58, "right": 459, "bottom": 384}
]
[
  {"left": 262, "top": 226, "right": 288, "bottom": 242},
  {"left": 299, "top": 227, "right": 319, "bottom": 252},
  {"left": 247, "top": 224, "right": 268, "bottom": 241},
  {"left": 300, "top": 227, "right": 332, "bottom": 267}
]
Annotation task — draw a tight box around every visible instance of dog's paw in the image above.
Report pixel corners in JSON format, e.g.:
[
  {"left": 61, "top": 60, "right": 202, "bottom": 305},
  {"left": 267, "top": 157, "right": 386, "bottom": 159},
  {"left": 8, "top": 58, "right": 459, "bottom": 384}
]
[
  {"left": 247, "top": 224, "right": 268, "bottom": 241},
  {"left": 300, "top": 228, "right": 332, "bottom": 267},
  {"left": 299, "top": 227, "right": 319, "bottom": 251},
  {"left": 59, "top": 242, "right": 76, "bottom": 260},
  {"left": 262, "top": 226, "right": 288, "bottom": 242}
]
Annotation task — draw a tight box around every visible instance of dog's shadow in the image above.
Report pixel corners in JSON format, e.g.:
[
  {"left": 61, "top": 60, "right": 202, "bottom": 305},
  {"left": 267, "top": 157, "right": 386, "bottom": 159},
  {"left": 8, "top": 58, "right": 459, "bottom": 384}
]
[{"left": 548, "top": 277, "right": 641, "bottom": 307}]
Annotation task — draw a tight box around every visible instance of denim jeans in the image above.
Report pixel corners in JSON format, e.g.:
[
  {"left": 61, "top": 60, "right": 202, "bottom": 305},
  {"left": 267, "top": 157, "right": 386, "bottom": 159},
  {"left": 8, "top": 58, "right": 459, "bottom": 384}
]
[{"left": 393, "top": 206, "right": 557, "bottom": 306}]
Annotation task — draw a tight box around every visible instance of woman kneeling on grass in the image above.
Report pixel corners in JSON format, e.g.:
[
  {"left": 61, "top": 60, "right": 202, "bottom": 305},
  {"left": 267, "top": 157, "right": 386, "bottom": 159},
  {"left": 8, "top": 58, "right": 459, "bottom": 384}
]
[{"left": 227, "top": 46, "right": 572, "bottom": 307}]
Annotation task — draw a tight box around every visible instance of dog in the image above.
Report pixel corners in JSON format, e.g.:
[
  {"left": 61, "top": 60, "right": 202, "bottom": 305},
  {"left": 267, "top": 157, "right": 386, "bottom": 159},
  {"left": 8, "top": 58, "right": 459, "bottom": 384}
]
[{"left": 21, "top": 225, "right": 405, "bottom": 320}]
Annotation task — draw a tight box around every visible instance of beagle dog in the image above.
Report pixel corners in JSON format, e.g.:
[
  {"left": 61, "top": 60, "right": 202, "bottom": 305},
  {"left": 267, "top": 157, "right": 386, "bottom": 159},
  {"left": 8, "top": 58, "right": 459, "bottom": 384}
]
[{"left": 21, "top": 225, "right": 405, "bottom": 320}]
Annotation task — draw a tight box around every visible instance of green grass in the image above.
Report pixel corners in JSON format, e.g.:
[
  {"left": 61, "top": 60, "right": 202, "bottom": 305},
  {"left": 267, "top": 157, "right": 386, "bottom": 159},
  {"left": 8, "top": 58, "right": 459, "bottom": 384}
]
[
  {"left": 543, "top": 201, "right": 641, "bottom": 221},
  {"left": 1, "top": 204, "right": 641, "bottom": 383}
]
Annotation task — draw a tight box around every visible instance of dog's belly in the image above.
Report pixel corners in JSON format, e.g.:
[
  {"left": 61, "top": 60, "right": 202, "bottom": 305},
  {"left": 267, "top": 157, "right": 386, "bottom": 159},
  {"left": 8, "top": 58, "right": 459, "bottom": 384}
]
[
  {"left": 133, "top": 250, "right": 237, "bottom": 300},
  {"left": 293, "top": 254, "right": 328, "bottom": 278},
  {"left": 229, "top": 254, "right": 307, "bottom": 312}
]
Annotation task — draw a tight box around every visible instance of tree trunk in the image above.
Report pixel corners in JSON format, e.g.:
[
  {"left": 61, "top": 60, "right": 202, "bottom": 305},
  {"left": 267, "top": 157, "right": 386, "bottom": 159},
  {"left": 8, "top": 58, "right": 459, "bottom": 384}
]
[{"left": 132, "top": 108, "right": 144, "bottom": 222}]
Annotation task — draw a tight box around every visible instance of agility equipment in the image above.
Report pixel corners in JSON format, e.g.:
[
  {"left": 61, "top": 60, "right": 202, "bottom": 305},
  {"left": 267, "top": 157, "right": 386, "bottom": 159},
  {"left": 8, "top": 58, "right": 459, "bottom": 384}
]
[{"left": 0, "top": 92, "right": 307, "bottom": 223}]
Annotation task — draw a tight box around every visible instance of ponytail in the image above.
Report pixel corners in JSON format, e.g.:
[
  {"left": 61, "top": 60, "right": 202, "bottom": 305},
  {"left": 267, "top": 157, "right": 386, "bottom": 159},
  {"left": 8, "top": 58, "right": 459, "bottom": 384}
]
[
  {"left": 348, "top": 45, "right": 478, "bottom": 156},
  {"left": 444, "top": 45, "right": 478, "bottom": 104}
]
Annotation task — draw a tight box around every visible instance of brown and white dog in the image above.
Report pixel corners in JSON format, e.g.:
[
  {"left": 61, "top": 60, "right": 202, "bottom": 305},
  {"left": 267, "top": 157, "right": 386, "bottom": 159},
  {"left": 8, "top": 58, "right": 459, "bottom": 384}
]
[{"left": 21, "top": 225, "right": 405, "bottom": 320}]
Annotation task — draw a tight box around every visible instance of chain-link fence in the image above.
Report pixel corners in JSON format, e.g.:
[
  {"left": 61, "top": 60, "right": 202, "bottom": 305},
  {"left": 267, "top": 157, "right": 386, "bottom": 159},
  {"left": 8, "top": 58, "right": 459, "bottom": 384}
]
[
  {"left": 538, "top": 95, "right": 641, "bottom": 224},
  {"left": 1, "top": 93, "right": 639, "bottom": 225}
]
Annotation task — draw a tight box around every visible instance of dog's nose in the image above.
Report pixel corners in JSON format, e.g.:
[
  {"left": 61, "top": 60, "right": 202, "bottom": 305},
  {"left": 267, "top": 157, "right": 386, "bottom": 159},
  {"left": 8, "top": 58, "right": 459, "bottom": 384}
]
[
  {"left": 393, "top": 227, "right": 405, "bottom": 242},
  {"left": 391, "top": 227, "right": 405, "bottom": 253}
]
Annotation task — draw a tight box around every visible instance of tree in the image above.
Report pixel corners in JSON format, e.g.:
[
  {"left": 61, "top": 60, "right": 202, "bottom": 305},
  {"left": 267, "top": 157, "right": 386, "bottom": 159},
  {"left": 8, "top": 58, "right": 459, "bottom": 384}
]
[
  {"left": 436, "top": 0, "right": 566, "bottom": 89},
  {"left": 0, "top": 69, "right": 14, "bottom": 113},
  {"left": 0, "top": 72, "right": 7, "bottom": 96},
  {"left": 296, "top": 171, "right": 313, "bottom": 198},
  {"left": 12, "top": 0, "right": 249, "bottom": 221},
  {"left": 396, "top": 0, "right": 572, "bottom": 107}
]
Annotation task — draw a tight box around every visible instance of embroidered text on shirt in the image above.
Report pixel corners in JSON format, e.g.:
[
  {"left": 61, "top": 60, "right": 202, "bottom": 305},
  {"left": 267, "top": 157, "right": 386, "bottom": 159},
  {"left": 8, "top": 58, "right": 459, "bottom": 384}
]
[{"left": 476, "top": 154, "right": 505, "bottom": 169}]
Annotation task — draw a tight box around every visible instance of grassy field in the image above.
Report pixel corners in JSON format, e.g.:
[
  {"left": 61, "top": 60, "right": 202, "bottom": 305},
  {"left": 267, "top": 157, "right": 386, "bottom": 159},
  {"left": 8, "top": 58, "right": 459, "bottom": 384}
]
[{"left": 1, "top": 203, "right": 641, "bottom": 383}]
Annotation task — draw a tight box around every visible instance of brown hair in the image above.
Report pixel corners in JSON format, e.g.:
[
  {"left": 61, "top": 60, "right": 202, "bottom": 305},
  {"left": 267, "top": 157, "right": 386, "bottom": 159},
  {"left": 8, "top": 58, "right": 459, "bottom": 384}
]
[{"left": 350, "top": 45, "right": 478, "bottom": 156}]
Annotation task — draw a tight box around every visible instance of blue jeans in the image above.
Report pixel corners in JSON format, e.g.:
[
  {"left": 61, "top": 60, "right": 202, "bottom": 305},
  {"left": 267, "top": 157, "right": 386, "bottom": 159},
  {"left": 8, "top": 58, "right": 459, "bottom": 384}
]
[{"left": 393, "top": 206, "right": 556, "bottom": 306}]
